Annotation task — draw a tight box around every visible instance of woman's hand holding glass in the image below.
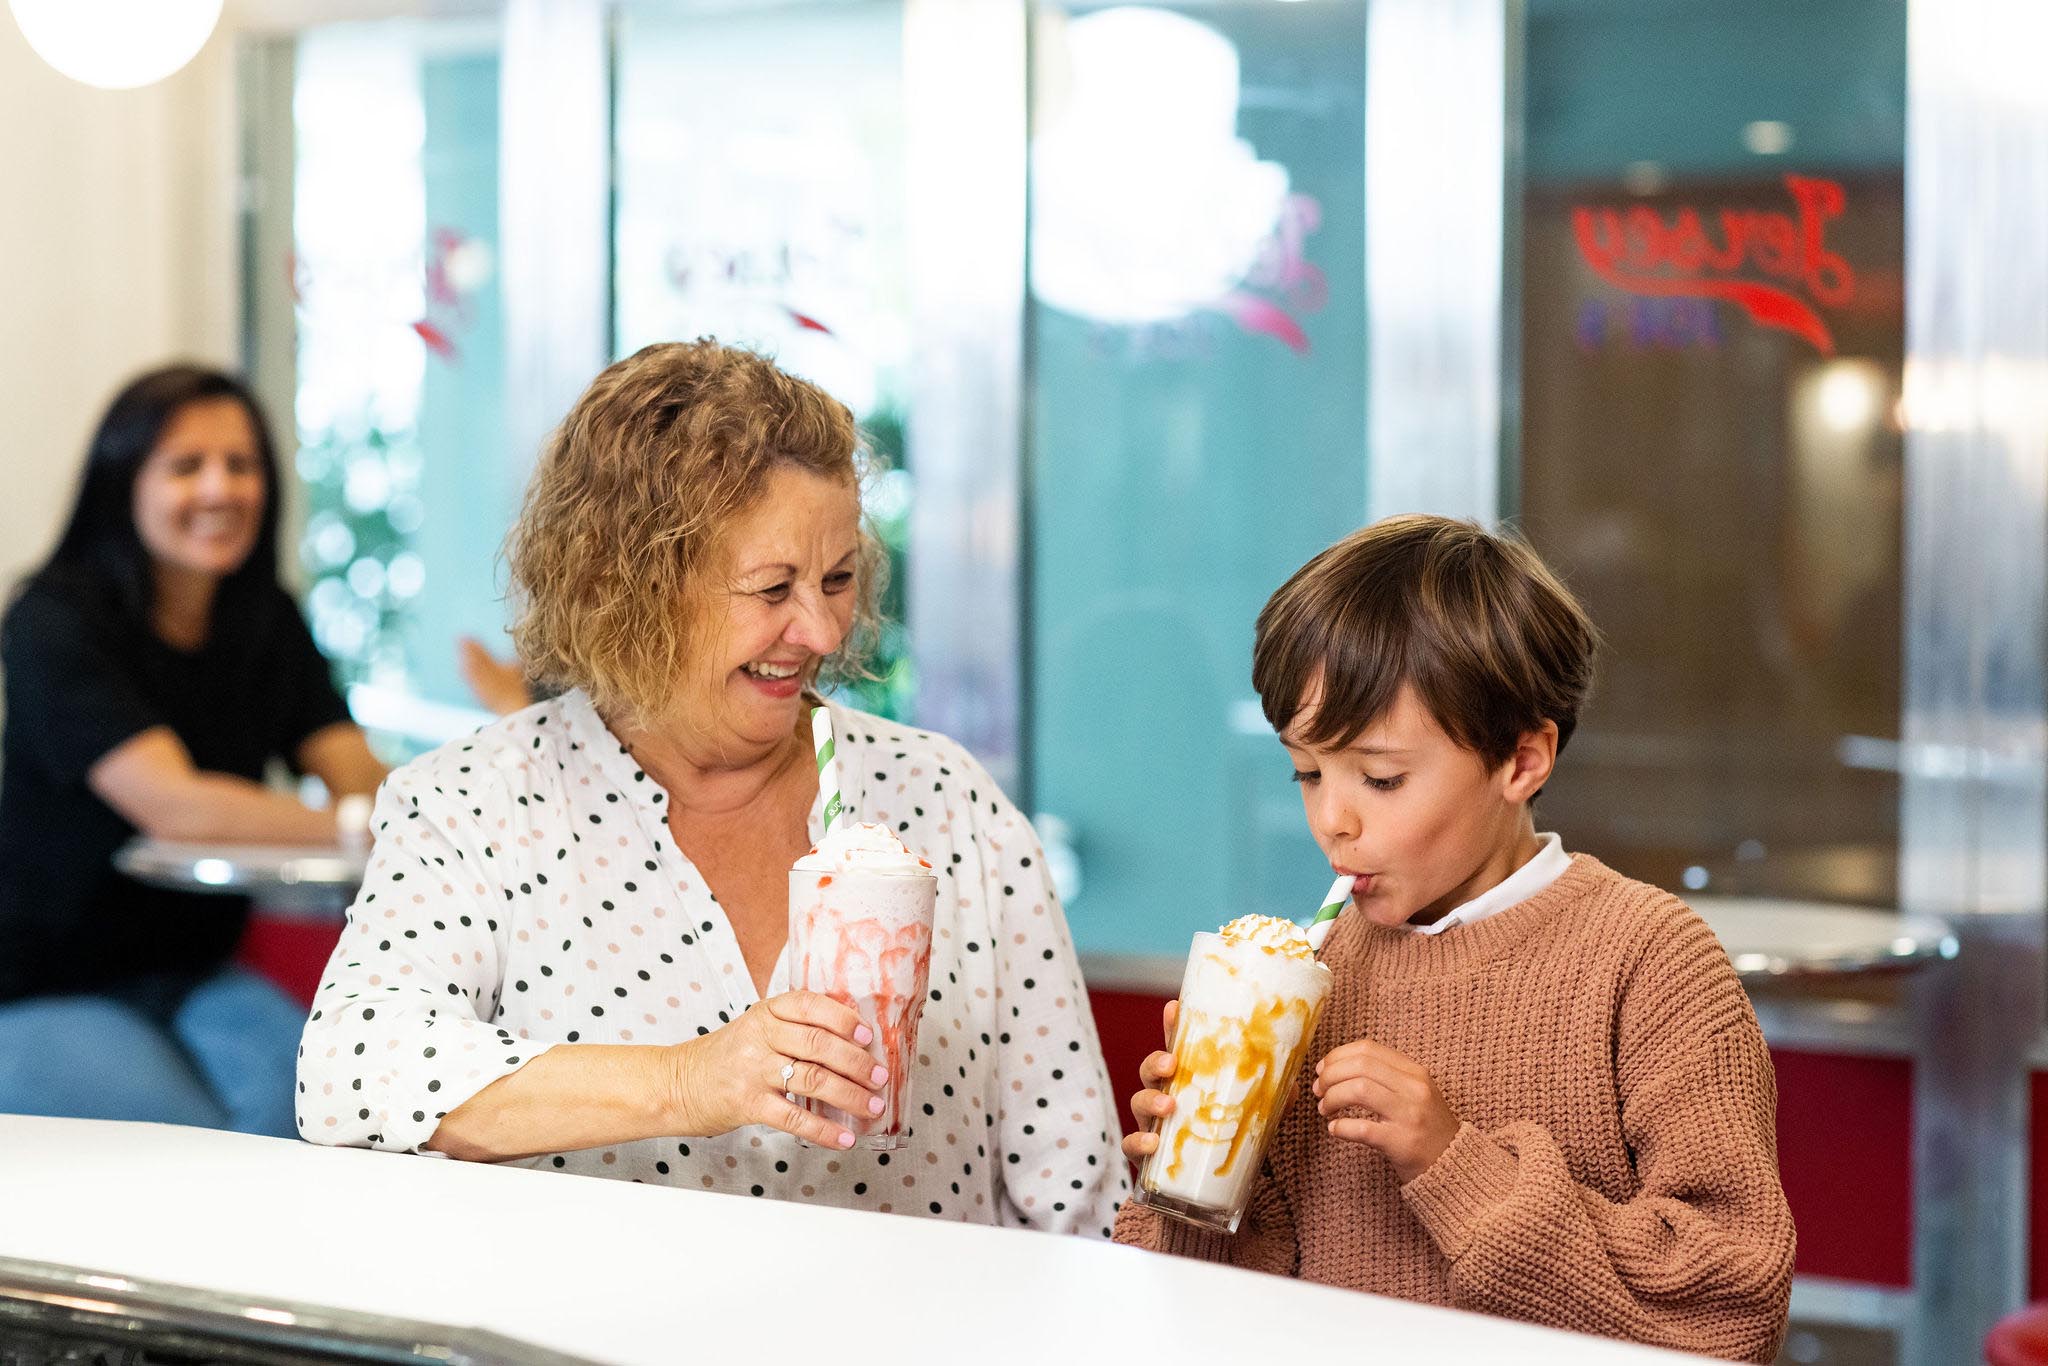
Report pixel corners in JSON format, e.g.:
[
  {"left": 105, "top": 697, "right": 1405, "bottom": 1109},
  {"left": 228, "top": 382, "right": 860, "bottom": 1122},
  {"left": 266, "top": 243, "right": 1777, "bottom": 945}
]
[
  {"left": 673, "top": 990, "right": 888, "bottom": 1150},
  {"left": 1120, "top": 999, "right": 1180, "bottom": 1162}
]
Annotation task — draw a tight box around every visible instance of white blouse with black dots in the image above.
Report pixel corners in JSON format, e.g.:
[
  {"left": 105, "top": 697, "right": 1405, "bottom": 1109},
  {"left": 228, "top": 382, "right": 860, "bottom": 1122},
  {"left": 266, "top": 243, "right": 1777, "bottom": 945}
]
[{"left": 296, "top": 690, "right": 1130, "bottom": 1237}]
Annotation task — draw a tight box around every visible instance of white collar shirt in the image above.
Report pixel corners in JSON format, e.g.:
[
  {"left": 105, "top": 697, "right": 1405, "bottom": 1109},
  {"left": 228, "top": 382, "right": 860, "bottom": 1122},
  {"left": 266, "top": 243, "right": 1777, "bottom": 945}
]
[{"left": 1404, "top": 832, "right": 1572, "bottom": 936}]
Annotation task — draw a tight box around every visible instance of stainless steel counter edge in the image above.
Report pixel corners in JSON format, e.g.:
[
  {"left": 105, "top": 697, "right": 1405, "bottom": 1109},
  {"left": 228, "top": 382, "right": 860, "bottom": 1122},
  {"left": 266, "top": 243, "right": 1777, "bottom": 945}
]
[{"left": 0, "top": 1255, "right": 601, "bottom": 1366}]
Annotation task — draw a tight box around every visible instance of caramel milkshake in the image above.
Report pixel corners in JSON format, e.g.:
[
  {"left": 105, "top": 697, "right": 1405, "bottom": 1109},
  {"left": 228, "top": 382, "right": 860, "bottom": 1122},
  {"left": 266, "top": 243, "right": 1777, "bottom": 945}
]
[
  {"left": 788, "top": 823, "right": 937, "bottom": 1149},
  {"left": 1136, "top": 914, "right": 1333, "bottom": 1232}
]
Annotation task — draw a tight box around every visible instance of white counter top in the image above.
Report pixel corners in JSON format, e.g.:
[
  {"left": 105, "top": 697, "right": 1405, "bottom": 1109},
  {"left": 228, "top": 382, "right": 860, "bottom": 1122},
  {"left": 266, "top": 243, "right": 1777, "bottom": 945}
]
[{"left": 0, "top": 1115, "right": 1706, "bottom": 1364}]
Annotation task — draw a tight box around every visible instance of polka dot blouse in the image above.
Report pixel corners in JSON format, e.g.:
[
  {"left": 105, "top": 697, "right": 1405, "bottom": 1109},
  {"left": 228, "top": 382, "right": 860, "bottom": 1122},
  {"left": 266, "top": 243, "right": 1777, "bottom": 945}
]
[{"left": 297, "top": 690, "right": 1130, "bottom": 1237}]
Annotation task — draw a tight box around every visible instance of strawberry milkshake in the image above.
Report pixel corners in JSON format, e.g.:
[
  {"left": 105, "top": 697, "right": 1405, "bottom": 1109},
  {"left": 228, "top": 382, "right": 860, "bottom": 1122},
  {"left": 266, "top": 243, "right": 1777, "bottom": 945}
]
[{"left": 788, "top": 823, "right": 937, "bottom": 1149}]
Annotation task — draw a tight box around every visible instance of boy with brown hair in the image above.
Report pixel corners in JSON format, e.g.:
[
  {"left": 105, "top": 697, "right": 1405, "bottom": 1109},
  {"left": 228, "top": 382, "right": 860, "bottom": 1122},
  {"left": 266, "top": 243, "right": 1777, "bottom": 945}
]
[{"left": 1114, "top": 515, "right": 1794, "bottom": 1363}]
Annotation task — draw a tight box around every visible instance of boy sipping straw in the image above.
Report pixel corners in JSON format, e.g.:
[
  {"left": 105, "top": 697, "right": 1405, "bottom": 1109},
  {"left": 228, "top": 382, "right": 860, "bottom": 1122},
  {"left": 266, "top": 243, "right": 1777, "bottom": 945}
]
[{"left": 1115, "top": 516, "right": 1794, "bottom": 1363}]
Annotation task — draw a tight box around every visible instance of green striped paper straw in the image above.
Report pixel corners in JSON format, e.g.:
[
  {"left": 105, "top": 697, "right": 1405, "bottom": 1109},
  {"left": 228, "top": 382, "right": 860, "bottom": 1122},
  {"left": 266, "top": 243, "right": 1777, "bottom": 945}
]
[
  {"left": 811, "top": 706, "right": 845, "bottom": 832},
  {"left": 1306, "top": 873, "right": 1355, "bottom": 954}
]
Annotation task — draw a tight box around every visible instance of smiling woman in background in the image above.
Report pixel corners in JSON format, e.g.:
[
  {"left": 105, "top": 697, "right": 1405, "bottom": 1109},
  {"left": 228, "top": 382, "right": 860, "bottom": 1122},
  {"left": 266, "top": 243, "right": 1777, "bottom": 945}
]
[{"left": 0, "top": 365, "right": 386, "bottom": 1136}]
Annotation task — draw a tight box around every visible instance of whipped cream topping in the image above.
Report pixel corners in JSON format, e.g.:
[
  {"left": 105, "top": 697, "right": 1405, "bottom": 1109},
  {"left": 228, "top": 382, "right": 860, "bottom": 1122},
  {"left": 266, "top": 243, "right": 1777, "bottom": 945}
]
[
  {"left": 1218, "top": 913, "right": 1318, "bottom": 961},
  {"left": 793, "top": 821, "right": 934, "bottom": 876}
]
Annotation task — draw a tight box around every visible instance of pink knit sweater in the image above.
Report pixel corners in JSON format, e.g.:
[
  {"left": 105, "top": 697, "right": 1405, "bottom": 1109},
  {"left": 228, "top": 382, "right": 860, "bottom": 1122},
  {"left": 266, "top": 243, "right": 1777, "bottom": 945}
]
[{"left": 1114, "top": 855, "right": 1795, "bottom": 1363}]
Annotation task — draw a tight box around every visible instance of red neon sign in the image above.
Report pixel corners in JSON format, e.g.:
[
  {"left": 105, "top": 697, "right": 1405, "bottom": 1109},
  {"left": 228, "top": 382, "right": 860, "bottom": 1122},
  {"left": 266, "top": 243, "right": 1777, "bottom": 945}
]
[{"left": 1571, "top": 174, "right": 1856, "bottom": 355}]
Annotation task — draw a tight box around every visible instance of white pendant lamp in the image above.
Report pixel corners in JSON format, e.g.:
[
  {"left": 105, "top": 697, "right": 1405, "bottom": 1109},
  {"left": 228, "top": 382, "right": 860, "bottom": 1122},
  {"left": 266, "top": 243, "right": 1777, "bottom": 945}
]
[{"left": 9, "top": 0, "right": 224, "bottom": 90}]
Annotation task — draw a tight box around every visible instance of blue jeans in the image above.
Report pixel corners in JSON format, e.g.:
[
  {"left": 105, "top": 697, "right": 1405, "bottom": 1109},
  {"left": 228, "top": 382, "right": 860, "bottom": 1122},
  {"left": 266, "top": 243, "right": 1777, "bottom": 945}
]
[{"left": 0, "top": 968, "right": 303, "bottom": 1138}]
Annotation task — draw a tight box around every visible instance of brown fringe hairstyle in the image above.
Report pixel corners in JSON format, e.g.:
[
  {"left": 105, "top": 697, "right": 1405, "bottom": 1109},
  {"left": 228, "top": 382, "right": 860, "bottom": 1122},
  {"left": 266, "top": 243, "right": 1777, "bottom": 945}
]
[
  {"left": 506, "top": 340, "right": 885, "bottom": 728},
  {"left": 1252, "top": 515, "right": 1598, "bottom": 769}
]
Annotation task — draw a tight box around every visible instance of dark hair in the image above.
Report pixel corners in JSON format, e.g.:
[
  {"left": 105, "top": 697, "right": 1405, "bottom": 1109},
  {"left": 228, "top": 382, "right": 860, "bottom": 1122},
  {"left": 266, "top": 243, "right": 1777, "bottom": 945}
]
[
  {"left": 1253, "top": 515, "right": 1599, "bottom": 771},
  {"left": 41, "top": 364, "right": 285, "bottom": 635}
]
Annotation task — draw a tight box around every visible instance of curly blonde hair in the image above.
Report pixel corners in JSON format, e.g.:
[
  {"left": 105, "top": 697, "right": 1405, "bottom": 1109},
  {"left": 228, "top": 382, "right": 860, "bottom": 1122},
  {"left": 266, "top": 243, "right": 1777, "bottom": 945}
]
[{"left": 507, "top": 340, "right": 885, "bottom": 728}]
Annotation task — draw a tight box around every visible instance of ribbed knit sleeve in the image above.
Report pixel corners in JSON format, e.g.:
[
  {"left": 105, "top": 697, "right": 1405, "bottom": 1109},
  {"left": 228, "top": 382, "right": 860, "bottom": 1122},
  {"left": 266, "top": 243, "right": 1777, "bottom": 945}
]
[{"left": 1397, "top": 913, "right": 1795, "bottom": 1363}]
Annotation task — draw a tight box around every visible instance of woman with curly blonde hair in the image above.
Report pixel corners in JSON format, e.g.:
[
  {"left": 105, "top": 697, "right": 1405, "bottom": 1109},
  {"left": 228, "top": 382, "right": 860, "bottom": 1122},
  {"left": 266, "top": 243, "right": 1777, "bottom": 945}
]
[{"left": 298, "top": 340, "right": 1127, "bottom": 1236}]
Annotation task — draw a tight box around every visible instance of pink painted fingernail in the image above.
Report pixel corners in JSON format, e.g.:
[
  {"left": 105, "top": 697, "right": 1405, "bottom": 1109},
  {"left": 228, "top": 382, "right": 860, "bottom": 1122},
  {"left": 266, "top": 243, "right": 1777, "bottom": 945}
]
[
  {"left": 854, "top": 1026, "right": 873, "bottom": 1046},
  {"left": 838, "top": 1131, "right": 857, "bottom": 1149},
  {"left": 870, "top": 1064, "right": 888, "bottom": 1086},
  {"left": 867, "top": 1096, "right": 886, "bottom": 1116}
]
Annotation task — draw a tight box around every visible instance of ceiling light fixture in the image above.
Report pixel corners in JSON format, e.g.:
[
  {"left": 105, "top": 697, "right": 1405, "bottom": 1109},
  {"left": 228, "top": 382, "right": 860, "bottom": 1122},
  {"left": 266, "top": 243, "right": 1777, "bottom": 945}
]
[{"left": 8, "top": 0, "right": 223, "bottom": 90}]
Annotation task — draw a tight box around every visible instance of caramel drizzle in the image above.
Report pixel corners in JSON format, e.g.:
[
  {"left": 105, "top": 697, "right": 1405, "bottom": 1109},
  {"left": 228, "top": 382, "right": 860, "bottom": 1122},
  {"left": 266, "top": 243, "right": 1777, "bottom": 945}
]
[{"left": 1158, "top": 992, "right": 1320, "bottom": 1184}]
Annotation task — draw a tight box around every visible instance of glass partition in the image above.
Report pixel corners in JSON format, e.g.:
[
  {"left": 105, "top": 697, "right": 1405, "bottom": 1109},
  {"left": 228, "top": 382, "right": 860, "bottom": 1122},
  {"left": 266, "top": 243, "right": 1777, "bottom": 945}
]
[
  {"left": 1026, "top": 1, "right": 1369, "bottom": 955},
  {"left": 1515, "top": 0, "right": 1908, "bottom": 908},
  {"left": 256, "top": 4, "right": 926, "bottom": 739},
  {"left": 614, "top": 0, "right": 916, "bottom": 720},
  {"left": 288, "top": 19, "right": 512, "bottom": 738}
]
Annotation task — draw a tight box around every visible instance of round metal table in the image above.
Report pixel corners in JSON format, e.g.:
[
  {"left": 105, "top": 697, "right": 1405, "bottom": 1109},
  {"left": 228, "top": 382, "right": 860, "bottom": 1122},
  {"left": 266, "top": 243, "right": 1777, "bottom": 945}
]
[
  {"left": 1688, "top": 896, "right": 1959, "bottom": 980},
  {"left": 114, "top": 838, "right": 365, "bottom": 913}
]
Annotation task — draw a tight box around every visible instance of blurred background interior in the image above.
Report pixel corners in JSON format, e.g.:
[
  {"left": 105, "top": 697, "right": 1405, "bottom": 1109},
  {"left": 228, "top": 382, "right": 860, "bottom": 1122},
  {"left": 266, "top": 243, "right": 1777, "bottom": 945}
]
[{"left": 2, "top": 1, "right": 2045, "bottom": 1363}]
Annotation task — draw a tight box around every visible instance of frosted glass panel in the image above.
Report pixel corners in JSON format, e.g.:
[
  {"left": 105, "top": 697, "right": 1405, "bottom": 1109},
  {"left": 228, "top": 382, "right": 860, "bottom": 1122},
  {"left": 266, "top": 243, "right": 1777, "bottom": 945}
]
[
  {"left": 1028, "top": 2, "right": 1369, "bottom": 956},
  {"left": 613, "top": 1, "right": 916, "bottom": 719},
  {"left": 288, "top": 20, "right": 511, "bottom": 730},
  {"left": 1516, "top": 0, "right": 1907, "bottom": 905}
]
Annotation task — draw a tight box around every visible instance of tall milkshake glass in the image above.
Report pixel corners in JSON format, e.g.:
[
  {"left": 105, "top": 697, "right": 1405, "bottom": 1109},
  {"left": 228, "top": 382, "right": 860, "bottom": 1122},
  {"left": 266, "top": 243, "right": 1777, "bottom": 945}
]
[
  {"left": 787, "top": 823, "right": 937, "bottom": 1149},
  {"left": 1135, "top": 915, "right": 1333, "bottom": 1233}
]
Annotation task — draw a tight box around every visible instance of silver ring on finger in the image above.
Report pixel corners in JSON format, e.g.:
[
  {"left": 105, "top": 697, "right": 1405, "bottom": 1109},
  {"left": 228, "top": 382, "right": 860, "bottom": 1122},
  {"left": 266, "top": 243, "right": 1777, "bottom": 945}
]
[{"left": 779, "top": 1058, "right": 797, "bottom": 1104}]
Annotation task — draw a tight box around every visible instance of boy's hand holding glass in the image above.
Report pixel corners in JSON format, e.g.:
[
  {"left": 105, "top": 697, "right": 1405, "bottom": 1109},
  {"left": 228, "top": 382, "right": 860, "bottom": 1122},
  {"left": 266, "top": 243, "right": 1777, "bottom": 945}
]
[
  {"left": 1121, "top": 1000, "right": 1180, "bottom": 1162},
  {"left": 1312, "top": 1039, "right": 1461, "bottom": 1184}
]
